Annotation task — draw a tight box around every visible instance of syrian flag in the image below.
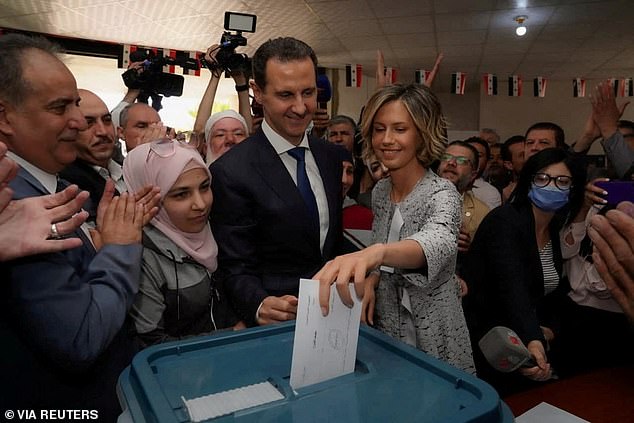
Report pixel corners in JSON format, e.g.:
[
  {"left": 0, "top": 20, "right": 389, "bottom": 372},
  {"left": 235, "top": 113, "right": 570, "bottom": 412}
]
[
  {"left": 533, "top": 77, "right": 547, "bottom": 97},
  {"left": 619, "top": 78, "right": 633, "bottom": 97},
  {"left": 451, "top": 72, "right": 466, "bottom": 95},
  {"left": 415, "top": 69, "right": 432, "bottom": 85},
  {"left": 483, "top": 73, "right": 497, "bottom": 96},
  {"left": 183, "top": 51, "right": 202, "bottom": 76},
  {"left": 121, "top": 44, "right": 137, "bottom": 68},
  {"left": 508, "top": 75, "right": 522, "bottom": 96},
  {"left": 384, "top": 67, "right": 398, "bottom": 84},
  {"left": 345, "top": 64, "right": 362, "bottom": 87},
  {"left": 573, "top": 78, "right": 586, "bottom": 97},
  {"left": 162, "top": 49, "right": 177, "bottom": 74}
]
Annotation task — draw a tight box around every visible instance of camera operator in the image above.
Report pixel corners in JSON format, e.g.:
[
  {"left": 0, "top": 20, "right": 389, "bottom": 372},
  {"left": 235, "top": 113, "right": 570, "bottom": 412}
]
[
  {"left": 111, "top": 61, "right": 176, "bottom": 154},
  {"left": 193, "top": 44, "right": 253, "bottom": 163}
]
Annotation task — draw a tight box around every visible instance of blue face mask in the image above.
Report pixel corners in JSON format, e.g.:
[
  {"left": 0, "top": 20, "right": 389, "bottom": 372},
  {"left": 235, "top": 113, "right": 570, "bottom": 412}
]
[{"left": 528, "top": 184, "right": 569, "bottom": 212}]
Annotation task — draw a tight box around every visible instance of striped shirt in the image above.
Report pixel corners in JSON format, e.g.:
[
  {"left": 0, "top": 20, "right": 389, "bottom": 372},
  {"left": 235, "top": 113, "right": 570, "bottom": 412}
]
[{"left": 540, "top": 240, "right": 559, "bottom": 294}]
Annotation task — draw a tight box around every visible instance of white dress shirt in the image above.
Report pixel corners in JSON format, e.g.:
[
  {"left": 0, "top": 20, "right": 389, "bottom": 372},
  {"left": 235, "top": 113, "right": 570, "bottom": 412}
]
[
  {"left": 92, "top": 159, "right": 127, "bottom": 194},
  {"left": 262, "top": 119, "right": 330, "bottom": 251}
]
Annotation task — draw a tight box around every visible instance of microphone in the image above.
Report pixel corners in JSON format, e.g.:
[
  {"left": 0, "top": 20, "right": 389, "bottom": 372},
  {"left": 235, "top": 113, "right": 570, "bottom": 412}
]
[
  {"left": 316, "top": 73, "right": 332, "bottom": 109},
  {"left": 478, "top": 326, "right": 537, "bottom": 373}
]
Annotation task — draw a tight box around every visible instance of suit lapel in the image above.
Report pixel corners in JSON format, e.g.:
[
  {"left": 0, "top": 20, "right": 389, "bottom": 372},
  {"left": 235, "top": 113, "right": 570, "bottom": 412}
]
[
  {"left": 11, "top": 168, "right": 96, "bottom": 255},
  {"left": 11, "top": 168, "right": 50, "bottom": 199},
  {"left": 251, "top": 132, "right": 321, "bottom": 248}
]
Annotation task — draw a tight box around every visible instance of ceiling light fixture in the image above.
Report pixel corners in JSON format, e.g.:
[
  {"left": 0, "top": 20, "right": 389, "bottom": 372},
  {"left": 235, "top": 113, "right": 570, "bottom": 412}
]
[{"left": 514, "top": 15, "right": 527, "bottom": 36}]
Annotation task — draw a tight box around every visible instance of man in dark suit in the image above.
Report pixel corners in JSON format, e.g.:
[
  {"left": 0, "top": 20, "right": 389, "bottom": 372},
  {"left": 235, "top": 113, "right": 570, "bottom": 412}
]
[
  {"left": 0, "top": 34, "right": 147, "bottom": 421},
  {"left": 60, "top": 89, "right": 126, "bottom": 222},
  {"left": 210, "top": 37, "right": 343, "bottom": 326}
]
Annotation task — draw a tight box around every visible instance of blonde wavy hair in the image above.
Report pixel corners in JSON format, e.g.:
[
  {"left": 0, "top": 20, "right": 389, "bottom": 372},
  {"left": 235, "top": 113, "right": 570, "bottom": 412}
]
[{"left": 360, "top": 84, "right": 448, "bottom": 168}]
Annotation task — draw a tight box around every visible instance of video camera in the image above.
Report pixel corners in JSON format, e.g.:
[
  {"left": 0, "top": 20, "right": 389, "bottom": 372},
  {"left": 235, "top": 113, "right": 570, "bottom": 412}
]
[
  {"left": 203, "top": 12, "right": 257, "bottom": 75},
  {"left": 122, "top": 49, "right": 199, "bottom": 110}
]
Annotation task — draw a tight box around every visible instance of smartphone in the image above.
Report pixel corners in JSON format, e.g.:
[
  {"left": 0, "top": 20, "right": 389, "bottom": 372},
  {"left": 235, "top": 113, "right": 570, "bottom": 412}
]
[{"left": 595, "top": 181, "right": 634, "bottom": 205}]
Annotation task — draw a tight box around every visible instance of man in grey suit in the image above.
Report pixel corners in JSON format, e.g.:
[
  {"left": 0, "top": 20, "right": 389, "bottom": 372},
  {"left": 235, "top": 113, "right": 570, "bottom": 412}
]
[
  {"left": 0, "top": 34, "right": 147, "bottom": 420},
  {"left": 210, "top": 37, "right": 343, "bottom": 327}
]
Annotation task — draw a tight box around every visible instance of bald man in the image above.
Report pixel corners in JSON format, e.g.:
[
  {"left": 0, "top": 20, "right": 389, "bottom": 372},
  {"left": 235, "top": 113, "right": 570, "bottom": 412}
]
[
  {"left": 117, "top": 102, "right": 162, "bottom": 152},
  {"left": 60, "top": 89, "right": 126, "bottom": 222}
]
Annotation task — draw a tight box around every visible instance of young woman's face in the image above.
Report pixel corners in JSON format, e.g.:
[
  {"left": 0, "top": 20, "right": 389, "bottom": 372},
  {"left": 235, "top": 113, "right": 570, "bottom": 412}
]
[
  {"left": 162, "top": 168, "right": 213, "bottom": 233},
  {"left": 371, "top": 100, "right": 421, "bottom": 173}
]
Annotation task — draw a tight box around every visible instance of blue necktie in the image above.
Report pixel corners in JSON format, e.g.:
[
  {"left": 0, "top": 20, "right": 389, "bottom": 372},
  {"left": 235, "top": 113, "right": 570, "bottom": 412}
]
[{"left": 287, "top": 147, "right": 319, "bottom": 230}]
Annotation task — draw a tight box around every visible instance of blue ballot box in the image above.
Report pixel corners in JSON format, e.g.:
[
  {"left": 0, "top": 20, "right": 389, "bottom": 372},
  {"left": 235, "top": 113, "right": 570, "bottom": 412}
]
[{"left": 118, "top": 322, "right": 514, "bottom": 422}]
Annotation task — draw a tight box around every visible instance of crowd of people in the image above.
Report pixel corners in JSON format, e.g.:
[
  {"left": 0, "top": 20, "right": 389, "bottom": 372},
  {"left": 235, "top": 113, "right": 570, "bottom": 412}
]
[{"left": 1, "top": 31, "right": 634, "bottom": 419}]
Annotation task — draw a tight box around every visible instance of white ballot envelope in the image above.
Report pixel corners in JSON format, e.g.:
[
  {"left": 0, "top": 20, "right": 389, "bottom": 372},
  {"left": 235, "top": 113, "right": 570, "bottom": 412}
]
[{"left": 290, "top": 278, "right": 362, "bottom": 390}]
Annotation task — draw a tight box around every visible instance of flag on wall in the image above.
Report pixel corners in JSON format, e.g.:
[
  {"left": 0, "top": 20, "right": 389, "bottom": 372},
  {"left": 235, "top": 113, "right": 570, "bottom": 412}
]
[
  {"left": 573, "top": 78, "right": 586, "bottom": 97},
  {"left": 119, "top": 44, "right": 203, "bottom": 76},
  {"left": 508, "top": 75, "right": 522, "bottom": 96},
  {"left": 619, "top": 78, "right": 633, "bottom": 97},
  {"left": 345, "top": 64, "right": 362, "bottom": 87},
  {"left": 163, "top": 49, "right": 177, "bottom": 74},
  {"left": 384, "top": 67, "right": 398, "bottom": 84},
  {"left": 415, "top": 69, "right": 432, "bottom": 85},
  {"left": 121, "top": 44, "right": 137, "bottom": 68},
  {"left": 483, "top": 73, "right": 497, "bottom": 96},
  {"left": 183, "top": 51, "right": 202, "bottom": 76},
  {"left": 533, "top": 77, "right": 547, "bottom": 97},
  {"left": 451, "top": 72, "right": 466, "bottom": 95}
]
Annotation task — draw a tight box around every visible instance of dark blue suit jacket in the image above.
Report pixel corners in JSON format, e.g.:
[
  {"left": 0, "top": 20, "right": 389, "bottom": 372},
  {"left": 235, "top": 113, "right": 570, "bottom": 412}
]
[
  {"left": 210, "top": 130, "right": 343, "bottom": 324},
  {"left": 0, "top": 168, "right": 142, "bottom": 421},
  {"left": 59, "top": 159, "right": 120, "bottom": 222}
]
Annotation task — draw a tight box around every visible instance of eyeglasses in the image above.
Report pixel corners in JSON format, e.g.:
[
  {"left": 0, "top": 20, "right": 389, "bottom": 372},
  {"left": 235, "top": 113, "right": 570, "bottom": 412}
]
[
  {"left": 440, "top": 153, "right": 472, "bottom": 166},
  {"left": 532, "top": 172, "right": 572, "bottom": 190}
]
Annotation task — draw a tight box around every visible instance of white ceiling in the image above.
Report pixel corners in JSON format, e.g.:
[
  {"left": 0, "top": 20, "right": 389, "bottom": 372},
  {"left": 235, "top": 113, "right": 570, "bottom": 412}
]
[{"left": 1, "top": 0, "right": 633, "bottom": 92}]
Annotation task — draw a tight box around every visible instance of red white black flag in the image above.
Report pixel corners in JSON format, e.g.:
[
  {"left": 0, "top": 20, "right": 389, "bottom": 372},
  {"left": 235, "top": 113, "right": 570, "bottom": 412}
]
[
  {"left": 573, "top": 78, "right": 586, "bottom": 97},
  {"left": 121, "top": 44, "right": 137, "bottom": 68},
  {"left": 183, "top": 51, "right": 202, "bottom": 76},
  {"left": 384, "top": 67, "right": 398, "bottom": 85},
  {"left": 533, "top": 77, "right": 547, "bottom": 97},
  {"left": 483, "top": 73, "right": 497, "bottom": 96},
  {"left": 415, "top": 69, "right": 432, "bottom": 85},
  {"left": 451, "top": 72, "right": 466, "bottom": 95},
  {"left": 619, "top": 78, "right": 633, "bottom": 97},
  {"left": 345, "top": 64, "right": 362, "bottom": 87},
  {"left": 508, "top": 75, "right": 522, "bottom": 96}
]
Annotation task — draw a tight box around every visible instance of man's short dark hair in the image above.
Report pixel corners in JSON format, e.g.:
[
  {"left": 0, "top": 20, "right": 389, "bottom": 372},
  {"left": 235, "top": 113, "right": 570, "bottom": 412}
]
[
  {"left": 501, "top": 135, "right": 525, "bottom": 161},
  {"left": 0, "top": 34, "right": 61, "bottom": 107},
  {"left": 525, "top": 121, "right": 566, "bottom": 149},
  {"left": 252, "top": 37, "right": 318, "bottom": 89},
  {"left": 465, "top": 136, "right": 490, "bottom": 161}
]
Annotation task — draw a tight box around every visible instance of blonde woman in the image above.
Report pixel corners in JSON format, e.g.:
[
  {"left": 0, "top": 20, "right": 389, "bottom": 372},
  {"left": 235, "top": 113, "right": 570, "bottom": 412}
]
[{"left": 315, "top": 84, "right": 474, "bottom": 373}]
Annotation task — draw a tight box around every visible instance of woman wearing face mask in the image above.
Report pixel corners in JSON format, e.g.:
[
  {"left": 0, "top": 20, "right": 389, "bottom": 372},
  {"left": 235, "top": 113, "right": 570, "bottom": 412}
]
[
  {"left": 124, "top": 140, "right": 244, "bottom": 349},
  {"left": 463, "top": 148, "right": 585, "bottom": 395}
]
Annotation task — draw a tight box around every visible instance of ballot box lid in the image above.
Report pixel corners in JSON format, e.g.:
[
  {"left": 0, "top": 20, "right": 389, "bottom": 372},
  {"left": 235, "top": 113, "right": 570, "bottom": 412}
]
[{"left": 118, "top": 322, "right": 513, "bottom": 422}]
